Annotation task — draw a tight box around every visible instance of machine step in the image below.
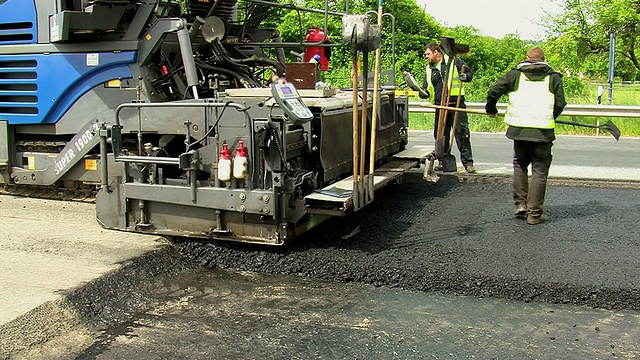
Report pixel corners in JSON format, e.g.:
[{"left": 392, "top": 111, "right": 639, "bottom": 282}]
[{"left": 305, "top": 146, "right": 433, "bottom": 216}]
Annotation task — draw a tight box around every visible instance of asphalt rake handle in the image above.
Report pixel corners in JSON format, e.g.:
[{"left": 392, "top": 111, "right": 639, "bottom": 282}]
[
  {"left": 420, "top": 103, "right": 622, "bottom": 141},
  {"left": 555, "top": 119, "right": 621, "bottom": 141}
]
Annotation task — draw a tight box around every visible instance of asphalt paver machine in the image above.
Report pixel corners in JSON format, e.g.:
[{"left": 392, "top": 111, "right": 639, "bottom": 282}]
[{"left": 0, "top": 0, "right": 429, "bottom": 244}]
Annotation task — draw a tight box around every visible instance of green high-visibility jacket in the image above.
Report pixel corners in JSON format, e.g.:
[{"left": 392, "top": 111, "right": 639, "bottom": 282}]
[{"left": 425, "top": 55, "right": 465, "bottom": 104}]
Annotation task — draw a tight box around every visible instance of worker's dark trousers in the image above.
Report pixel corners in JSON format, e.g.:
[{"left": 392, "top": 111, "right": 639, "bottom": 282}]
[
  {"left": 433, "top": 105, "right": 474, "bottom": 167},
  {"left": 512, "top": 140, "right": 553, "bottom": 218},
  {"left": 454, "top": 111, "right": 473, "bottom": 168}
]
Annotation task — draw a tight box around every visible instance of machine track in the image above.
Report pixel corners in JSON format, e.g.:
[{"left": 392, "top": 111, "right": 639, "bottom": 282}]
[
  {"left": 0, "top": 184, "right": 97, "bottom": 203},
  {"left": 1, "top": 139, "right": 98, "bottom": 202}
]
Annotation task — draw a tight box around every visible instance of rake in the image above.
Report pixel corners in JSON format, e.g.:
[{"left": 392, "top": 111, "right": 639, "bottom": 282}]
[{"left": 420, "top": 103, "right": 621, "bottom": 141}]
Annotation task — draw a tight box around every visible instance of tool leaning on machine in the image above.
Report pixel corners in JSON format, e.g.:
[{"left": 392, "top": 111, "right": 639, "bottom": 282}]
[{"left": 433, "top": 38, "right": 454, "bottom": 171}]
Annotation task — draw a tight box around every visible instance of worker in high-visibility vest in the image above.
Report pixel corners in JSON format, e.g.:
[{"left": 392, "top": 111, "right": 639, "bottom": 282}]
[
  {"left": 423, "top": 42, "right": 475, "bottom": 173},
  {"left": 485, "top": 47, "right": 567, "bottom": 225}
]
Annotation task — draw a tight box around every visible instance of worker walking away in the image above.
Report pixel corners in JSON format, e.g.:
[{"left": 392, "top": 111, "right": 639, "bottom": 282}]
[
  {"left": 485, "top": 47, "right": 567, "bottom": 225},
  {"left": 423, "top": 42, "right": 475, "bottom": 173}
]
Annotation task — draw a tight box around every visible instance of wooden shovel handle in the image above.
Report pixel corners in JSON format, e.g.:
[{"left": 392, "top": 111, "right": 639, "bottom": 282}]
[{"left": 422, "top": 103, "right": 495, "bottom": 116}]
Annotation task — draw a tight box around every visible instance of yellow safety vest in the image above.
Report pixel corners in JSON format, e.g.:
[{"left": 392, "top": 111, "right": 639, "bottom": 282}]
[
  {"left": 425, "top": 55, "right": 464, "bottom": 103},
  {"left": 504, "top": 73, "right": 555, "bottom": 129}
]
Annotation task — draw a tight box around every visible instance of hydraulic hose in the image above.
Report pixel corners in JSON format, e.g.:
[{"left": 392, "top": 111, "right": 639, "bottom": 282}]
[
  {"left": 237, "top": 57, "right": 285, "bottom": 77},
  {"left": 194, "top": 59, "right": 257, "bottom": 88}
]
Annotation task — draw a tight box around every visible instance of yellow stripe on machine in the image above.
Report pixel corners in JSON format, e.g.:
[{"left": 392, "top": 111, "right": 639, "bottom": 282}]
[{"left": 395, "top": 89, "right": 418, "bottom": 97}]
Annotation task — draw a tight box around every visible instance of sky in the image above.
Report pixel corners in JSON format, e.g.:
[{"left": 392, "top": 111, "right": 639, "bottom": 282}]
[{"left": 418, "top": 0, "right": 564, "bottom": 40}]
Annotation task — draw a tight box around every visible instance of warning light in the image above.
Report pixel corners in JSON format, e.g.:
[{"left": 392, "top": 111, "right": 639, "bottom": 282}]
[
  {"left": 106, "top": 79, "right": 121, "bottom": 88},
  {"left": 85, "top": 159, "right": 98, "bottom": 171}
]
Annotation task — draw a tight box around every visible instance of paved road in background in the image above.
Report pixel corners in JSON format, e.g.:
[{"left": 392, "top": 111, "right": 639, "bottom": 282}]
[{"left": 409, "top": 131, "right": 640, "bottom": 181}]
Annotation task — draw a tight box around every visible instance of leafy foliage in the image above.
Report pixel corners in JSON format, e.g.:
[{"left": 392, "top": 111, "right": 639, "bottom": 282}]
[
  {"left": 259, "top": 0, "right": 548, "bottom": 99},
  {"left": 544, "top": 0, "right": 640, "bottom": 82},
  {"left": 245, "top": 0, "right": 640, "bottom": 134},
  {"left": 257, "top": 0, "right": 639, "bottom": 99}
]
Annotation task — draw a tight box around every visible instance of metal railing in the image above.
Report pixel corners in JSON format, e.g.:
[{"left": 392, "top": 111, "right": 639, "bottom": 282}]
[{"left": 408, "top": 102, "right": 640, "bottom": 118}]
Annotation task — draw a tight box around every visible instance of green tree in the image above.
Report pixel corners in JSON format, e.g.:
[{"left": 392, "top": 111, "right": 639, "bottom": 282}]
[
  {"left": 262, "top": 0, "right": 442, "bottom": 87},
  {"left": 376, "top": 0, "right": 443, "bottom": 87},
  {"left": 441, "top": 27, "right": 529, "bottom": 101},
  {"left": 542, "top": 33, "right": 587, "bottom": 94},
  {"left": 544, "top": 0, "right": 640, "bottom": 81}
]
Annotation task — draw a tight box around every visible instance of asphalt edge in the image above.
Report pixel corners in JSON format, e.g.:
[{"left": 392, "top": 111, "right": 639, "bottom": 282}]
[
  {"left": 0, "top": 242, "right": 190, "bottom": 358},
  {"left": 431, "top": 171, "right": 640, "bottom": 189}
]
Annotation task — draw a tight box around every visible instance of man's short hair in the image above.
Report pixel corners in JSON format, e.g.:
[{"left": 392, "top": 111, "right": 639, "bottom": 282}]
[
  {"left": 424, "top": 42, "right": 441, "bottom": 53},
  {"left": 527, "top": 47, "right": 545, "bottom": 61}
]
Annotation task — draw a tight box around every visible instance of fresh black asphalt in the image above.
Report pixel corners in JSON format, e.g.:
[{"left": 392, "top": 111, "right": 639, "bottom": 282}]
[{"left": 177, "top": 173, "right": 640, "bottom": 310}]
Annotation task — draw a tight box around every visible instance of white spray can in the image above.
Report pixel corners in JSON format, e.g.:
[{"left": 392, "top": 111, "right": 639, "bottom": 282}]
[
  {"left": 217, "top": 143, "right": 232, "bottom": 182},
  {"left": 233, "top": 140, "right": 248, "bottom": 179}
]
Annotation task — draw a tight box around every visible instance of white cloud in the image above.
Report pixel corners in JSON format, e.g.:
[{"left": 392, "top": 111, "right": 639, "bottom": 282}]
[{"left": 418, "top": 0, "right": 563, "bottom": 40}]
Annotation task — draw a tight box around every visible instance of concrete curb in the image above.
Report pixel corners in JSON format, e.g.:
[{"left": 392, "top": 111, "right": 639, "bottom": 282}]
[{"left": 0, "top": 244, "right": 189, "bottom": 358}]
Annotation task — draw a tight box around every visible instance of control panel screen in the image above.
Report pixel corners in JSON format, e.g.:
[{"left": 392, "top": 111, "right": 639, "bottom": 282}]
[{"left": 271, "top": 81, "right": 313, "bottom": 124}]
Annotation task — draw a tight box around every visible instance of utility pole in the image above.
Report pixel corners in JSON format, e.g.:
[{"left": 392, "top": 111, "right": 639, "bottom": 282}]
[
  {"left": 596, "top": 84, "right": 604, "bottom": 135},
  {"left": 607, "top": 33, "right": 615, "bottom": 105}
]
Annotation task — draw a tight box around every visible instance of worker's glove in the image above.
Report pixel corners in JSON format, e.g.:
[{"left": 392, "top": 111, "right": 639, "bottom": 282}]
[
  {"left": 402, "top": 72, "right": 418, "bottom": 90},
  {"left": 402, "top": 71, "right": 429, "bottom": 99},
  {"left": 458, "top": 73, "right": 468, "bottom": 81},
  {"left": 485, "top": 103, "right": 498, "bottom": 116}
]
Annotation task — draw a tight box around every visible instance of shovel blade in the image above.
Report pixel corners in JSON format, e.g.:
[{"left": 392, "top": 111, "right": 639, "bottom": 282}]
[
  {"left": 423, "top": 160, "right": 440, "bottom": 183},
  {"left": 605, "top": 120, "right": 621, "bottom": 141},
  {"left": 440, "top": 37, "right": 457, "bottom": 57},
  {"left": 441, "top": 153, "right": 457, "bottom": 172},
  {"left": 455, "top": 43, "right": 470, "bottom": 55},
  {"left": 440, "top": 37, "right": 470, "bottom": 57}
]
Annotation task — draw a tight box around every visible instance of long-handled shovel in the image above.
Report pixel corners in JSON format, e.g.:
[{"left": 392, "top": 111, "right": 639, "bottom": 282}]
[
  {"left": 445, "top": 67, "right": 466, "bottom": 171},
  {"left": 555, "top": 119, "right": 621, "bottom": 141},
  {"left": 433, "top": 38, "right": 456, "bottom": 163},
  {"left": 420, "top": 103, "right": 622, "bottom": 141},
  {"left": 437, "top": 38, "right": 470, "bottom": 172}
]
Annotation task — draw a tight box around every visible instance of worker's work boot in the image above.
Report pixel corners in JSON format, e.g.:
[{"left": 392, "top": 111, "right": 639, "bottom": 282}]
[
  {"left": 527, "top": 214, "right": 544, "bottom": 225},
  {"left": 465, "top": 164, "right": 476, "bottom": 174},
  {"left": 514, "top": 205, "right": 527, "bottom": 219}
]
